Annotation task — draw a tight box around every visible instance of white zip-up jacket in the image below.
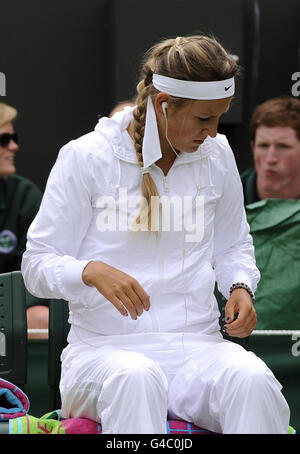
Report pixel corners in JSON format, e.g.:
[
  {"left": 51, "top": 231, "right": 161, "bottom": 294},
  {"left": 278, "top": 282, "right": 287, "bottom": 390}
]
[{"left": 21, "top": 107, "right": 260, "bottom": 339}]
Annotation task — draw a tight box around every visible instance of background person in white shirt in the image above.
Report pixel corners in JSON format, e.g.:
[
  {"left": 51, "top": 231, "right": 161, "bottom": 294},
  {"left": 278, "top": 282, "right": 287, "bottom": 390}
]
[{"left": 22, "top": 35, "right": 290, "bottom": 434}]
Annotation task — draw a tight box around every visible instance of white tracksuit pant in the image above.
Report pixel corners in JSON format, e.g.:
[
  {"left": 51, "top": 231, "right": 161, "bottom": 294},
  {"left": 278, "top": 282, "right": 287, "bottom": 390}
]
[{"left": 59, "top": 332, "right": 290, "bottom": 434}]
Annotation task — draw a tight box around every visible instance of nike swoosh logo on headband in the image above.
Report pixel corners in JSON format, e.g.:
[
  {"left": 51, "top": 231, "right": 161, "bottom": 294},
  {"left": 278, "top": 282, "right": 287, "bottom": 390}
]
[{"left": 225, "top": 85, "right": 232, "bottom": 91}]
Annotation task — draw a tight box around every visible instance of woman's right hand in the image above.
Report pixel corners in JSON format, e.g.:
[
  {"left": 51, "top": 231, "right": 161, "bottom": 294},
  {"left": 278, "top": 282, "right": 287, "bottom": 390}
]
[{"left": 82, "top": 261, "right": 150, "bottom": 320}]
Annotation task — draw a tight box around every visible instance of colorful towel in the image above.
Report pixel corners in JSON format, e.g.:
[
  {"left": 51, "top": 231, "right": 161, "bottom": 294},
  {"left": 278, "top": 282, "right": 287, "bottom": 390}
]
[
  {"left": 6, "top": 410, "right": 296, "bottom": 435},
  {"left": 0, "top": 379, "right": 30, "bottom": 421},
  {"left": 4, "top": 411, "right": 297, "bottom": 434},
  {"left": 167, "top": 420, "right": 213, "bottom": 434},
  {"left": 8, "top": 412, "right": 100, "bottom": 434},
  {"left": 7, "top": 410, "right": 213, "bottom": 434}
]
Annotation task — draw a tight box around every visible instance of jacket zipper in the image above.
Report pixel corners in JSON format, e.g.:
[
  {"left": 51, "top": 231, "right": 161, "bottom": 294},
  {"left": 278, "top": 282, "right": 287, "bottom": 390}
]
[
  {"left": 149, "top": 171, "right": 170, "bottom": 333},
  {"left": 163, "top": 175, "right": 169, "bottom": 194}
]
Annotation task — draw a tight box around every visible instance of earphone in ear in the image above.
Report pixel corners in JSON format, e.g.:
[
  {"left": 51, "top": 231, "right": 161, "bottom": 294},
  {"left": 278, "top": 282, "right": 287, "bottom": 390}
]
[{"left": 162, "top": 102, "right": 168, "bottom": 118}]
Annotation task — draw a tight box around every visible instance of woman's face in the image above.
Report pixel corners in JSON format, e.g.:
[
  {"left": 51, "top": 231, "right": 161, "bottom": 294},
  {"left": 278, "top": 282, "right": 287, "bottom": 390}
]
[{"left": 156, "top": 96, "right": 232, "bottom": 155}]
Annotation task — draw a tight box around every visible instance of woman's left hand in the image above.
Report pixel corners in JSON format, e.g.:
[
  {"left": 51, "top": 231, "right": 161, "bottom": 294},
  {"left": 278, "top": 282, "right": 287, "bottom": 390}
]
[{"left": 223, "top": 288, "right": 257, "bottom": 338}]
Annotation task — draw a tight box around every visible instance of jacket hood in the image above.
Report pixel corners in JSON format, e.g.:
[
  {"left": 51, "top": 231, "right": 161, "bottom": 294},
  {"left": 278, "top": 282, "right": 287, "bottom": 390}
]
[{"left": 94, "top": 106, "right": 138, "bottom": 164}]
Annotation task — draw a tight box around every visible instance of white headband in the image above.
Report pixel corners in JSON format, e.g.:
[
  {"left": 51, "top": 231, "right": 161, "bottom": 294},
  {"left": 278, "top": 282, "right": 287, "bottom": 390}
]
[
  {"left": 141, "top": 74, "right": 235, "bottom": 171},
  {"left": 152, "top": 74, "right": 235, "bottom": 100}
]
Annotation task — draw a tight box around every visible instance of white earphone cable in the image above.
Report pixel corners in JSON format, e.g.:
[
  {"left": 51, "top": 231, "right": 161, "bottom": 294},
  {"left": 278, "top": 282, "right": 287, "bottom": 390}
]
[{"left": 164, "top": 109, "right": 180, "bottom": 158}]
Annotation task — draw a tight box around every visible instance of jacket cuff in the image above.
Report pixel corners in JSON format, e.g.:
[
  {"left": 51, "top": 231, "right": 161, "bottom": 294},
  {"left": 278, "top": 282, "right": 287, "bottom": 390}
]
[
  {"left": 60, "top": 259, "right": 93, "bottom": 299},
  {"left": 230, "top": 270, "right": 256, "bottom": 295}
]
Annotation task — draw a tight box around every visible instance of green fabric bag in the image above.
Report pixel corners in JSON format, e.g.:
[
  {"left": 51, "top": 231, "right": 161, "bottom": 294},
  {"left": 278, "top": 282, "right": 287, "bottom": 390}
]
[{"left": 246, "top": 199, "right": 300, "bottom": 329}]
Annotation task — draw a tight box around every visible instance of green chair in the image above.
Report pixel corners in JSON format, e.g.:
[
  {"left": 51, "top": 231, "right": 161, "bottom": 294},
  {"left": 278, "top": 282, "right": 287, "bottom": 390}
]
[
  {"left": 0, "top": 271, "right": 27, "bottom": 389},
  {"left": 48, "top": 298, "right": 70, "bottom": 410},
  {"left": 0, "top": 271, "right": 64, "bottom": 416},
  {"left": 0, "top": 271, "right": 27, "bottom": 435}
]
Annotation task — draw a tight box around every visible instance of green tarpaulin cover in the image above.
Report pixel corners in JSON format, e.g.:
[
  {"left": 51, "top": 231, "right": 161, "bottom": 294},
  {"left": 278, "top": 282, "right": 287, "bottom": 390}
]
[{"left": 246, "top": 198, "right": 300, "bottom": 329}]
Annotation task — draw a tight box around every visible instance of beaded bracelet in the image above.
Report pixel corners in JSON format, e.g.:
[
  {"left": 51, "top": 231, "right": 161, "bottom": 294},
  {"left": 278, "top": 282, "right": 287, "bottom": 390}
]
[{"left": 229, "top": 282, "right": 255, "bottom": 302}]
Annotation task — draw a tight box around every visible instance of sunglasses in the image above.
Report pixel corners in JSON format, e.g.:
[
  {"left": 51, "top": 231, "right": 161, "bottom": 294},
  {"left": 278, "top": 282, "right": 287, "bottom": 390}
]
[{"left": 0, "top": 133, "right": 19, "bottom": 148}]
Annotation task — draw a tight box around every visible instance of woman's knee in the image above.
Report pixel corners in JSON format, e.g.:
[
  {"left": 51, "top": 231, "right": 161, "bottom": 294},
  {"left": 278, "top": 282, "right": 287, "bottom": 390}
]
[
  {"left": 112, "top": 353, "right": 168, "bottom": 392},
  {"left": 225, "top": 354, "right": 281, "bottom": 396}
]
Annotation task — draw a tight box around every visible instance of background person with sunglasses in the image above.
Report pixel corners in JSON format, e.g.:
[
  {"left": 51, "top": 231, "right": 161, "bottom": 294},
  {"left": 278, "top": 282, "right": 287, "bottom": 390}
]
[{"left": 0, "top": 102, "right": 48, "bottom": 338}]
